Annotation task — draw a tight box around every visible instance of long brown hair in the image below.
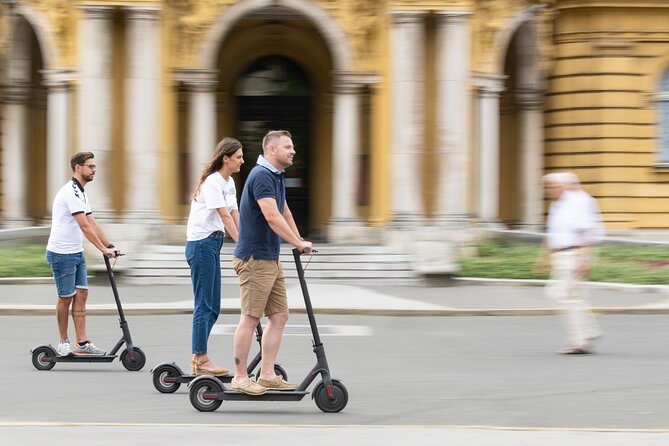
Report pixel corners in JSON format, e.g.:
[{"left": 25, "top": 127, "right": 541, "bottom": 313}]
[{"left": 192, "top": 137, "right": 242, "bottom": 201}]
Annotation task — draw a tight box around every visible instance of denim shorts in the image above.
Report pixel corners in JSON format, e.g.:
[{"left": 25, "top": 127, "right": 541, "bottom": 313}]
[{"left": 45, "top": 250, "right": 88, "bottom": 298}]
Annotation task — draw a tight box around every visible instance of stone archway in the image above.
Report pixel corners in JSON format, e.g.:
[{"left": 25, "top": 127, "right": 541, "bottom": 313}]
[
  {"left": 200, "top": 0, "right": 353, "bottom": 72},
  {"left": 176, "top": 0, "right": 369, "bottom": 238},
  {"left": 1, "top": 13, "right": 48, "bottom": 225},
  {"left": 494, "top": 9, "right": 544, "bottom": 228}
]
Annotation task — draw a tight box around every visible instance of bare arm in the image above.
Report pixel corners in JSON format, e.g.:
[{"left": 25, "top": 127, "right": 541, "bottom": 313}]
[
  {"left": 231, "top": 209, "right": 240, "bottom": 234},
  {"left": 215, "top": 207, "right": 239, "bottom": 243},
  {"left": 75, "top": 213, "right": 116, "bottom": 257},
  {"left": 257, "top": 197, "right": 310, "bottom": 251},
  {"left": 282, "top": 203, "right": 301, "bottom": 239}
]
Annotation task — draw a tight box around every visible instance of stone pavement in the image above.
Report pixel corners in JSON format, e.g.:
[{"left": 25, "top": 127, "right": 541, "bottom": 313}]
[{"left": 1, "top": 276, "right": 669, "bottom": 316}]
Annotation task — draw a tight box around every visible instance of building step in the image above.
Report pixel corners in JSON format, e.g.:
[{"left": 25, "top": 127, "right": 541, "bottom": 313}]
[{"left": 122, "top": 243, "right": 420, "bottom": 285}]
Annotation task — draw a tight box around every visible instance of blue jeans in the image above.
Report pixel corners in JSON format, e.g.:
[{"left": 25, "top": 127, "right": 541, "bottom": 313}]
[
  {"left": 45, "top": 250, "right": 87, "bottom": 297},
  {"left": 186, "top": 232, "right": 224, "bottom": 354}
]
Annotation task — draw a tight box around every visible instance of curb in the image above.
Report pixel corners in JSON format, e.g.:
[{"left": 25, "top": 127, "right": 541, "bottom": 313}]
[
  {"left": 3, "top": 306, "right": 669, "bottom": 317},
  {"left": 453, "top": 277, "right": 669, "bottom": 294}
]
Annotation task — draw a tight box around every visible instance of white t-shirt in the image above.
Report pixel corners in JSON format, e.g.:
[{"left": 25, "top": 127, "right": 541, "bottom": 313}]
[
  {"left": 186, "top": 172, "right": 238, "bottom": 241},
  {"left": 46, "top": 179, "right": 92, "bottom": 254}
]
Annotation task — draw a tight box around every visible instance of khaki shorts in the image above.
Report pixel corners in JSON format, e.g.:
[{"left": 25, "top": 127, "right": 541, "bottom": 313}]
[{"left": 232, "top": 256, "right": 288, "bottom": 318}]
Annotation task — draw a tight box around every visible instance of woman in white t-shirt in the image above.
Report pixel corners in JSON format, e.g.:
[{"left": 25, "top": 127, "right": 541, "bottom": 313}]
[{"left": 186, "top": 137, "right": 244, "bottom": 376}]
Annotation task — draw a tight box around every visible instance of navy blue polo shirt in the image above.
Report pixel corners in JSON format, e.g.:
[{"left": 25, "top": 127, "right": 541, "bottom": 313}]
[{"left": 234, "top": 156, "right": 286, "bottom": 260}]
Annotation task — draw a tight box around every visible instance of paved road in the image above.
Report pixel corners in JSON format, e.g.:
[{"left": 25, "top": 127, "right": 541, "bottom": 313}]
[{"left": 2, "top": 313, "right": 669, "bottom": 444}]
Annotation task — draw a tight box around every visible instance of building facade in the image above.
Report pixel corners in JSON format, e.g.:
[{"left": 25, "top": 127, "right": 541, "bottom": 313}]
[{"left": 1, "top": 0, "right": 669, "bottom": 243}]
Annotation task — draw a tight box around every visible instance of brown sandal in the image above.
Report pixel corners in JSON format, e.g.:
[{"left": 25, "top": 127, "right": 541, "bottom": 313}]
[
  {"left": 191, "top": 359, "right": 230, "bottom": 376},
  {"left": 557, "top": 347, "right": 591, "bottom": 355}
]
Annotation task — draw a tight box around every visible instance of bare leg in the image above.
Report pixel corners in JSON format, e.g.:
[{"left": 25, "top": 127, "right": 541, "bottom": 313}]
[
  {"left": 233, "top": 314, "right": 260, "bottom": 380},
  {"left": 56, "top": 296, "right": 73, "bottom": 341},
  {"left": 259, "top": 312, "right": 289, "bottom": 380},
  {"left": 72, "top": 287, "right": 89, "bottom": 343}
]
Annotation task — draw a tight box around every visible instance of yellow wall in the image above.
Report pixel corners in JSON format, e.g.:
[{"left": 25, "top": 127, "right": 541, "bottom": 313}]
[{"left": 547, "top": 1, "right": 669, "bottom": 229}]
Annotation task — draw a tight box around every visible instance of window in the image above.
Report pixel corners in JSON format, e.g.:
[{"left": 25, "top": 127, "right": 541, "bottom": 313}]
[{"left": 658, "top": 67, "right": 669, "bottom": 165}]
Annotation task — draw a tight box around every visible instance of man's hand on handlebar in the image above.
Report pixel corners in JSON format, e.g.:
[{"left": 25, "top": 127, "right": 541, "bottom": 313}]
[{"left": 298, "top": 240, "right": 315, "bottom": 254}]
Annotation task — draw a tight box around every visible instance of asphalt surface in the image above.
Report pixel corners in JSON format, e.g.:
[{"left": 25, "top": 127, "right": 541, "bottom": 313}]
[{"left": 2, "top": 313, "right": 669, "bottom": 445}]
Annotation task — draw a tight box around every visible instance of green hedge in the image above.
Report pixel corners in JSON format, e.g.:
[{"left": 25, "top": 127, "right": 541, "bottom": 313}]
[
  {"left": 0, "top": 245, "right": 51, "bottom": 277},
  {"left": 457, "top": 239, "right": 669, "bottom": 285}
]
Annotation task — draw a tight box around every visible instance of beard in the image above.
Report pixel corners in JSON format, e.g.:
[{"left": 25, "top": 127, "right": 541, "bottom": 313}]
[{"left": 82, "top": 173, "right": 95, "bottom": 183}]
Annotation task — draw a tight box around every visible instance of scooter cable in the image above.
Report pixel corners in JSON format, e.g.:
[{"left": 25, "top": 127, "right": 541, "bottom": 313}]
[{"left": 303, "top": 253, "right": 314, "bottom": 272}]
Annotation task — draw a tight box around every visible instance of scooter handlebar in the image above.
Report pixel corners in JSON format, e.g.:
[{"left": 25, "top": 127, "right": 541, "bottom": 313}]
[{"left": 292, "top": 247, "right": 317, "bottom": 255}]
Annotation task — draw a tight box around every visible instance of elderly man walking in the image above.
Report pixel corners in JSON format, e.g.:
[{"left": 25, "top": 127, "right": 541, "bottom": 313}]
[{"left": 538, "top": 172, "right": 604, "bottom": 354}]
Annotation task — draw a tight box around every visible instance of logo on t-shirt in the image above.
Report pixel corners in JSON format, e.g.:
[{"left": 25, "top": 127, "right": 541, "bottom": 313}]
[{"left": 71, "top": 181, "right": 86, "bottom": 204}]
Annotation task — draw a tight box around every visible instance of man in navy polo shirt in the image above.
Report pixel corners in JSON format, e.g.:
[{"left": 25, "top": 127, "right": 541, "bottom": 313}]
[{"left": 230, "top": 130, "right": 313, "bottom": 396}]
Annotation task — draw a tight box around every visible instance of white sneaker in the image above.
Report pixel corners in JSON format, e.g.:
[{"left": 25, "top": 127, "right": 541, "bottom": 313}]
[
  {"left": 73, "top": 341, "right": 106, "bottom": 356},
  {"left": 57, "top": 340, "right": 73, "bottom": 357}
]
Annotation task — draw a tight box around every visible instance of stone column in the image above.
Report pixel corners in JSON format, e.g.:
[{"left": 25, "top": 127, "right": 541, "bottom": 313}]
[
  {"left": 2, "top": 18, "right": 32, "bottom": 226},
  {"left": 516, "top": 88, "right": 544, "bottom": 227},
  {"left": 176, "top": 70, "right": 218, "bottom": 194},
  {"left": 328, "top": 72, "right": 382, "bottom": 243},
  {"left": 475, "top": 75, "right": 505, "bottom": 223},
  {"left": 41, "top": 69, "right": 74, "bottom": 213},
  {"left": 77, "top": 5, "right": 113, "bottom": 214},
  {"left": 389, "top": 10, "right": 426, "bottom": 225},
  {"left": 2, "top": 83, "right": 31, "bottom": 226},
  {"left": 124, "top": 6, "right": 161, "bottom": 220},
  {"left": 434, "top": 11, "right": 472, "bottom": 225},
  {"left": 330, "top": 73, "right": 363, "bottom": 224}
]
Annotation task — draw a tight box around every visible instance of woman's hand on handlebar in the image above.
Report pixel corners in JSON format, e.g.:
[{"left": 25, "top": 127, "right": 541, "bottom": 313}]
[{"left": 104, "top": 247, "right": 122, "bottom": 258}]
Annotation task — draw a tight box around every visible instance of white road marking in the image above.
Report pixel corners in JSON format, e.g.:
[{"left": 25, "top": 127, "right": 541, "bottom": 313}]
[{"left": 210, "top": 324, "right": 373, "bottom": 336}]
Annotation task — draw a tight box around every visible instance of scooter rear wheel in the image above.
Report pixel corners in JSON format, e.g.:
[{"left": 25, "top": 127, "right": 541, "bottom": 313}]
[
  {"left": 190, "top": 377, "right": 223, "bottom": 412},
  {"left": 31, "top": 346, "right": 56, "bottom": 371},
  {"left": 313, "top": 379, "right": 348, "bottom": 413},
  {"left": 152, "top": 364, "right": 182, "bottom": 393},
  {"left": 121, "top": 347, "right": 146, "bottom": 371}
]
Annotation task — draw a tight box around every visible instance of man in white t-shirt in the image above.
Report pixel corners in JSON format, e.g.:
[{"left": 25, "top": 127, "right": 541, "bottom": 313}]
[
  {"left": 46, "top": 152, "right": 119, "bottom": 356},
  {"left": 537, "top": 172, "right": 604, "bottom": 355}
]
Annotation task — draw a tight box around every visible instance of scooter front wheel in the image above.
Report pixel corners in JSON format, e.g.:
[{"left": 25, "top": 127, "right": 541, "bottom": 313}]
[
  {"left": 121, "top": 347, "right": 146, "bottom": 371},
  {"left": 313, "top": 379, "right": 348, "bottom": 413},
  {"left": 152, "top": 363, "right": 182, "bottom": 393},
  {"left": 31, "top": 346, "right": 56, "bottom": 371},
  {"left": 190, "top": 377, "right": 223, "bottom": 412}
]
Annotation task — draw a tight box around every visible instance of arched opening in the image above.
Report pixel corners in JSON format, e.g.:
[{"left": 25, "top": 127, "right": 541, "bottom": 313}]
[
  {"left": 499, "top": 21, "right": 538, "bottom": 227},
  {"left": 212, "top": 10, "right": 334, "bottom": 237},
  {"left": 234, "top": 55, "right": 312, "bottom": 235},
  {"left": 1, "top": 16, "right": 47, "bottom": 223}
]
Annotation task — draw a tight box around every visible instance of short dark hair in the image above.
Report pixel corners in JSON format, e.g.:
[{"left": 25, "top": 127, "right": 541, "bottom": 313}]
[
  {"left": 70, "top": 152, "right": 94, "bottom": 171},
  {"left": 262, "top": 130, "right": 292, "bottom": 153}
]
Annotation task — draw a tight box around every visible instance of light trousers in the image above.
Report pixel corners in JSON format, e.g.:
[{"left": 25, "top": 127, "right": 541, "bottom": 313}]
[{"left": 544, "top": 249, "right": 602, "bottom": 347}]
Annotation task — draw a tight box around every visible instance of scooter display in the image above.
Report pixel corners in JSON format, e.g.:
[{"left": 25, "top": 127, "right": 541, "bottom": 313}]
[
  {"left": 150, "top": 322, "right": 287, "bottom": 393},
  {"left": 30, "top": 254, "right": 146, "bottom": 372},
  {"left": 188, "top": 248, "right": 348, "bottom": 413}
]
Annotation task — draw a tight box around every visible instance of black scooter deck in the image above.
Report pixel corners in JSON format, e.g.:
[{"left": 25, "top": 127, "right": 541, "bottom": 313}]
[
  {"left": 166, "top": 374, "right": 234, "bottom": 384},
  {"left": 48, "top": 354, "right": 117, "bottom": 363},
  {"left": 217, "top": 389, "right": 309, "bottom": 402}
]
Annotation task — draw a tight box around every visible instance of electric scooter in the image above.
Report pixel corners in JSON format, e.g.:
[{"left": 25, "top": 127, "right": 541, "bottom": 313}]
[
  {"left": 150, "top": 322, "right": 288, "bottom": 393},
  {"left": 188, "top": 248, "right": 348, "bottom": 413},
  {"left": 30, "top": 254, "right": 146, "bottom": 371}
]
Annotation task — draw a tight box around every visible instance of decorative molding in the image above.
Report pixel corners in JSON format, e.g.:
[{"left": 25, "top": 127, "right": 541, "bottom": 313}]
[
  {"left": 332, "top": 70, "right": 380, "bottom": 94},
  {"left": 388, "top": 9, "right": 427, "bottom": 25},
  {"left": 174, "top": 68, "right": 218, "bottom": 92},
  {"left": 2, "top": 81, "right": 32, "bottom": 103},
  {"left": 125, "top": 5, "right": 162, "bottom": 22},
  {"left": 40, "top": 67, "right": 75, "bottom": 91},
  {"left": 473, "top": 72, "right": 506, "bottom": 96},
  {"left": 77, "top": 4, "right": 113, "bottom": 19}
]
